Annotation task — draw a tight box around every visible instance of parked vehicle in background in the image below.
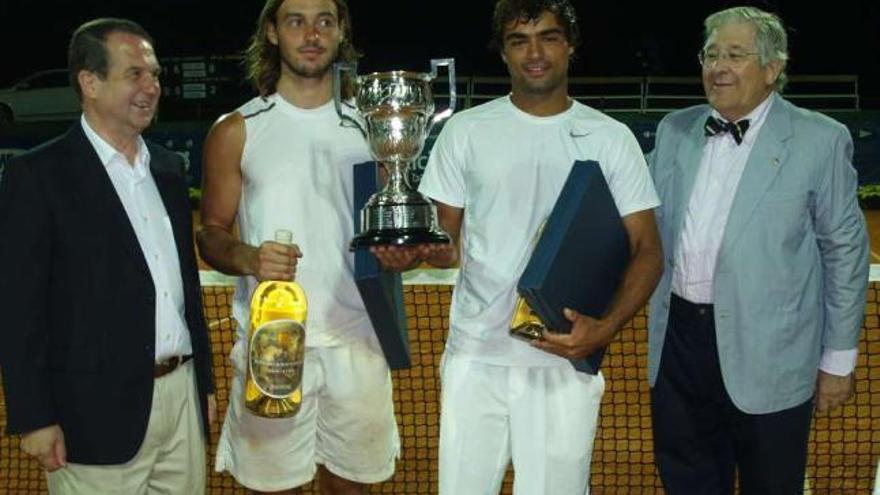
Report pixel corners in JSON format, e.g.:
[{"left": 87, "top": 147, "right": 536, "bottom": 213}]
[{"left": 0, "top": 69, "right": 79, "bottom": 124}]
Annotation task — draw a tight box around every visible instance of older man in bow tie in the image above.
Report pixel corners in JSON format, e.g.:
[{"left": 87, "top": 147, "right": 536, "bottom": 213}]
[{"left": 647, "top": 6, "right": 869, "bottom": 494}]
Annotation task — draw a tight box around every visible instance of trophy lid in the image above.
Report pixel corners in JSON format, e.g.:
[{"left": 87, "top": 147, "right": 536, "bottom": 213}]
[{"left": 358, "top": 70, "right": 433, "bottom": 82}]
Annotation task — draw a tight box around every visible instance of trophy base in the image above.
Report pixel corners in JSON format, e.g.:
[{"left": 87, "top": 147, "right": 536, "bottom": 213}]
[{"left": 350, "top": 229, "right": 451, "bottom": 251}]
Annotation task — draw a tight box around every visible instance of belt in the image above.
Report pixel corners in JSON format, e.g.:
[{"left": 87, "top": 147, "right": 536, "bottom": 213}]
[
  {"left": 670, "top": 293, "right": 714, "bottom": 316},
  {"left": 154, "top": 355, "right": 193, "bottom": 378}
]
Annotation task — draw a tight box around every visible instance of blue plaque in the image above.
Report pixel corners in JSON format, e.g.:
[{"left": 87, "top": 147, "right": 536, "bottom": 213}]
[
  {"left": 353, "top": 162, "right": 411, "bottom": 369},
  {"left": 517, "top": 160, "right": 630, "bottom": 374}
]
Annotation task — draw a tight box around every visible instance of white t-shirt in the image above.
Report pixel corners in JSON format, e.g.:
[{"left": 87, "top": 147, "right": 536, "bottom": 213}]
[
  {"left": 232, "top": 94, "right": 376, "bottom": 347},
  {"left": 419, "top": 96, "right": 660, "bottom": 367}
]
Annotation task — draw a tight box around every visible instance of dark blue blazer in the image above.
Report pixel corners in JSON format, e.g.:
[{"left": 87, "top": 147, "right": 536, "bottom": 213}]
[{"left": 0, "top": 123, "right": 214, "bottom": 464}]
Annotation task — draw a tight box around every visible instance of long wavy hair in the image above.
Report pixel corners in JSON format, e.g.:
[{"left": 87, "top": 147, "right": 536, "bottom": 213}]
[{"left": 244, "top": 0, "right": 360, "bottom": 96}]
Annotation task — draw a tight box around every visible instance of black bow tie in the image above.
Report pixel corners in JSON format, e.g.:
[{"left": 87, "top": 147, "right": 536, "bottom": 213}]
[{"left": 704, "top": 116, "right": 751, "bottom": 145}]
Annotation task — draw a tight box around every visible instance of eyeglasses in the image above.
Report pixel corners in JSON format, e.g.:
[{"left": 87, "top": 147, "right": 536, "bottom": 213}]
[{"left": 698, "top": 50, "right": 760, "bottom": 67}]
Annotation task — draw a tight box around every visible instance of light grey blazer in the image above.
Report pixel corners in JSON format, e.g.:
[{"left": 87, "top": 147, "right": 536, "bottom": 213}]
[{"left": 647, "top": 93, "right": 869, "bottom": 414}]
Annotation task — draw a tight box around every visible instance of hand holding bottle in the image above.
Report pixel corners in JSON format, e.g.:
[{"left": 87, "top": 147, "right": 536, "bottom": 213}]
[{"left": 251, "top": 229, "right": 302, "bottom": 282}]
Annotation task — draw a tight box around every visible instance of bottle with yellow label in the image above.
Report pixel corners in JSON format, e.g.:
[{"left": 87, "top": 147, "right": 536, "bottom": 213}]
[{"left": 245, "top": 229, "right": 307, "bottom": 418}]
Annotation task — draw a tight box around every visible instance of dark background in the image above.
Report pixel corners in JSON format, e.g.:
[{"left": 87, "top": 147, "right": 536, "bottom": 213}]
[{"left": 1, "top": 0, "right": 878, "bottom": 107}]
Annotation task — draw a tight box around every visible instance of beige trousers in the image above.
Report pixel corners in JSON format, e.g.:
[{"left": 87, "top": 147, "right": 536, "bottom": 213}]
[{"left": 47, "top": 360, "right": 206, "bottom": 495}]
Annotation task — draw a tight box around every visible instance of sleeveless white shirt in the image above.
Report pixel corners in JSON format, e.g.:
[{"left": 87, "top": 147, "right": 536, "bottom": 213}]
[{"left": 231, "top": 93, "right": 375, "bottom": 347}]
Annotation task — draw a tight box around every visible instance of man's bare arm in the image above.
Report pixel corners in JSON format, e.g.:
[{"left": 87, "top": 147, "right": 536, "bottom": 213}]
[{"left": 196, "top": 113, "right": 298, "bottom": 281}]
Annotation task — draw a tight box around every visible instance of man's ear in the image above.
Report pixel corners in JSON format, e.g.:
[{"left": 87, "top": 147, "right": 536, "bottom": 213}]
[
  {"left": 763, "top": 59, "right": 784, "bottom": 87},
  {"left": 78, "top": 70, "right": 100, "bottom": 100},
  {"left": 267, "top": 21, "right": 279, "bottom": 46}
]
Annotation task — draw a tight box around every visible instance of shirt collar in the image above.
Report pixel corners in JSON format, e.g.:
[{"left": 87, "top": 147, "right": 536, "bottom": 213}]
[
  {"left": 709, "top": 93, "right": 774, "bottom": 145},
  {"left": 80, "top": 114, "right": 150, "bottom": 174}
]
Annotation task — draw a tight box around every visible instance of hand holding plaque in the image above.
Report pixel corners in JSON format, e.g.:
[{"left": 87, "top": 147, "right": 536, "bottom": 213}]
[{"left": 513, "top": 161, "right": 630, "bottom": 374}]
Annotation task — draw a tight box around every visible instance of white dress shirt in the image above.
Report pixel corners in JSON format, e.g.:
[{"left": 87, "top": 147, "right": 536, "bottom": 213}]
[
  {"left": 81, "top": 115, "right": 192, "bottom": 361},
  {"left": 671, "top": 96, "right": 857, "bottom": 376}
]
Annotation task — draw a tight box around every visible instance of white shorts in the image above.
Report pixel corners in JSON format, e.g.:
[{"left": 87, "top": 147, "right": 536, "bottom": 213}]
[
  {"left": 439, "top": 351, "right": 605, "bottom": 495},
  {"left": 215, "top": 338, "right": 400, "bottom": 491}
]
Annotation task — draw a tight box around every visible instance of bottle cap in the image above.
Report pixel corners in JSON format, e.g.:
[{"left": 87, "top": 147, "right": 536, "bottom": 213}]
[{"left": 275, "top": 229, "right": 293, "bottom": 245}]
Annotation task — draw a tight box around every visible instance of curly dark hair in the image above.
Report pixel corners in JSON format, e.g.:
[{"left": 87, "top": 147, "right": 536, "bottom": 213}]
[
  {"left": 489, "top": 0, "right": 580, "bottom": 52},
  {"left": 244, "top": 0, "right": 360, "bottom": 96}
]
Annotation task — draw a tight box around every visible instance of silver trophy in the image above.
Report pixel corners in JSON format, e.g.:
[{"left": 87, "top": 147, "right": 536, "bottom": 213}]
[{"left": 334, "top": 59, "right": 457, "bottom": 250}]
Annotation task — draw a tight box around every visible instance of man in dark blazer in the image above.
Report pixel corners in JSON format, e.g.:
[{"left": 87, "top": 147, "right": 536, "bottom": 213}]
[
  {"left": 0, "top": 18, "right": 214, "bottom": 494},
  {"left": 647, "top": 6, "right": 868, "bottom": 494}
]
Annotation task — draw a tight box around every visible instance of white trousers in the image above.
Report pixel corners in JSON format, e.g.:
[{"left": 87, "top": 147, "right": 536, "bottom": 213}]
[{"left": 439, "top": 352, "right": 604, "bottom": 495}]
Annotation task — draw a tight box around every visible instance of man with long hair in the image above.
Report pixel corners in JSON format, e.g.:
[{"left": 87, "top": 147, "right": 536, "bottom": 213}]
[{"left": 197, "top": 1, "right": 399, "bottom": 493}]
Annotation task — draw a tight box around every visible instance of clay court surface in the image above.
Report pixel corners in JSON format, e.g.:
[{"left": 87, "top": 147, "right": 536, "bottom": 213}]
[
  {"left": 867, "top": 210, "right": 880, "bottom": 263},
  {"left": 2, "top": 209, "right": 879, "bottom": 493}
]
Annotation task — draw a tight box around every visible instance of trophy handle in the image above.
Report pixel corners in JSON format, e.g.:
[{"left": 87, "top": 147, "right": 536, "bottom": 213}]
[
  {"left": 427, "top": 58, "right": 456, "bottom": 135},
  {"left": 333, "top": 62, "right": 366, "bottom": 138}
]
